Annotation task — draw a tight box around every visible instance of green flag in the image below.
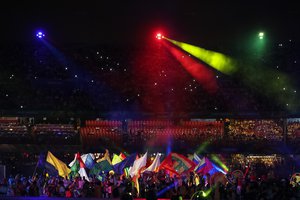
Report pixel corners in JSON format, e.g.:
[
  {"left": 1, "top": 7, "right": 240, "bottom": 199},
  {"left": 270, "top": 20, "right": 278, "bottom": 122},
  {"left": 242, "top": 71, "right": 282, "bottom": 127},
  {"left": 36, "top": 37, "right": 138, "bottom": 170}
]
[
  {"left": 69, "top": 159, "right": 80, "bottom": 178},
  {"left": 90, "top": 160, "right": 113, "bottom": 176}
]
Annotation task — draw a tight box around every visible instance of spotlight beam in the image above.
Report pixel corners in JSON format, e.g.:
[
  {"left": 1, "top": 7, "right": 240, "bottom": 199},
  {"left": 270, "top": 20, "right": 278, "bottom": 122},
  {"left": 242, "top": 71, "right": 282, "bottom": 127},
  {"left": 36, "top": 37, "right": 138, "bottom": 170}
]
[
  {"left": 163, "top": 37, "right": 298, "bottom": 110},
  {"left": 164, "top": 37, "right": 238, "bottom": 75},
  {"left": 162, "top": 41, "right": 218, "bottom": 93}
]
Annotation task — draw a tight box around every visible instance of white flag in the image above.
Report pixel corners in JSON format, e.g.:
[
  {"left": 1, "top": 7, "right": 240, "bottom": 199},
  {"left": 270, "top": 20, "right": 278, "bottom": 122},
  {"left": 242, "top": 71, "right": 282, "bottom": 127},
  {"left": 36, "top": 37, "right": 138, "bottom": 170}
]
[
  {"left": 143, "top": 153, "right": 161, "bottom": 173},
  {"left": 129, "top": 152, "right": 148, "bottom": 177}
]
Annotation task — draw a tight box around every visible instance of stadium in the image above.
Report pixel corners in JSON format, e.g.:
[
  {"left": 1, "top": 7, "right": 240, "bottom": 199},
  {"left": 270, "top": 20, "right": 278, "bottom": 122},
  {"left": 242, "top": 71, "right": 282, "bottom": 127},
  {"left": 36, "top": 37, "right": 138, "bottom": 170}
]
[{"left": 1, "top": 1, "right": 300, "bottom": 200}]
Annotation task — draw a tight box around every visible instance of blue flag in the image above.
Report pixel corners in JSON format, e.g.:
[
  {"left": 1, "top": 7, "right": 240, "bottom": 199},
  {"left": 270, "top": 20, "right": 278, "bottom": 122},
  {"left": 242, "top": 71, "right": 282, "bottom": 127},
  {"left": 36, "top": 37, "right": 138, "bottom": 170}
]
[
  {"left": 84, "top": 154, "right": 95, "bottom": 169},
  {"left": 37, "top": 153, "right": 58, "bottom": 176},
  {"left": 113, "top": 153, "right": 136, "bottom": 175}
]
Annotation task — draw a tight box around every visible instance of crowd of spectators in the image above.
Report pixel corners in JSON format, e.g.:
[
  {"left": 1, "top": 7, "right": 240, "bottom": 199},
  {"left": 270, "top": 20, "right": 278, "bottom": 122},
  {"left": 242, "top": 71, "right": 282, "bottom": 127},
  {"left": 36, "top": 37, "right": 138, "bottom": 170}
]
[
  {"left": 32, "top": 123, "right": 80, "bottom": 145},
  {"left": 81, "top": 119, "right": 123, "bottom": 148},
  {"left": 0, "top": 117, "right": 31, "bottom": 144},
  {"left": 287, "top": 119, "right": 300, "bottom": 144},
  {"left": 0, "top": 117, "right": 79, "bottom": 145},
  {"left": 227, "top": 119, "right": 284, "bottom": 144},
  {"left": 3, "top": 117, "right": 300, "bottom": 151},
  {"left": 126, "top": 120, "right": 224, "bottom": 149}
]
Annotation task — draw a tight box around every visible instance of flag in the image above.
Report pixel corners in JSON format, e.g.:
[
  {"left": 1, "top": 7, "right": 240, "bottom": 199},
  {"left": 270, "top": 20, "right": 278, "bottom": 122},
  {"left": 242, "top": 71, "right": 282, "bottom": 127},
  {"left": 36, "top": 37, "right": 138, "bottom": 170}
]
[
  {"left": 209, "top": 163, "right": 225, "bottom": 175},
  {"left": 37, "top": 153, "right": 58, "bottom": 177},
  {"left": 195, "top": 157, "right": 214, "bottom": 175},
  {"left": 46, "top": 151, "right": 71, "bottom": 178},
  {"left": 132, "top": 174, "right": 140, "bottom": 196},
  {"left": 159, "top": 153, "right": 196, "bottom": 176},
  {"left": 37, "top": 153, "right": 46, "bottom": 168},
  {"left": 89, "top": 159, "right": 113, "bottom": 176},
  {"left": 112, "top": 153, "right": 123, "bottom": 165},
  {"left": 97, "top": 149, "right": 112, "bottom": 165},
  {"left": 113, "top": 153, "right": 136, "bottom": 175},
  {"left": 188, "top": 154, "right": 194, "bottom": 161},
  {"left": 81, "top": 153, "right": 95, "bottom": 169},
  {"left": 90, "top": 149, "right": 114, "bottom": 176},
  {"left": 194, "top": 157, "right": 205, "bottom": 171},
  {"left": 129, "top": 152, "right": 148, "bottom": 177},
  {"left": 78, "top": 167, "right": 90, "bottom": 182},
  {"left": 69, "top": 153, "right": 90, "bottom": 181},
  {"left": 69, "top": 154, "right": 77, "bottom": 168},
  {"left": 119, "top": 152, "right": 126, "bottom": 160},
  {"left": 193, "top": 153, "right": 202, "bottom": 165},
  {"left": 69, "top": 156, "right": 80, "bottom": 179},
  {"left": 124, "top": 167, "right": 129, "bottom": 178},
  {"left": 143, "top": 153, "right": 161, "bottom": 173},
  {"left": 69, "top": 153, "right": 89, "bottom": 181},
  {"left": 69, "top": 153, "right": 95, "bottom": 170},
  {"left": 77, "top": 153, "right": 90, "bottom": 181}
]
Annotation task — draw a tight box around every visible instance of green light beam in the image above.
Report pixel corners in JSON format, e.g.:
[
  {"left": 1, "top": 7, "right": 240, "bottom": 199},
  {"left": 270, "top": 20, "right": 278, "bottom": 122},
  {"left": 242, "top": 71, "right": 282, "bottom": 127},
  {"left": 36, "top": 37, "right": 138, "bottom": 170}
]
[
  {"left": 164, "top": 37, "right": 298, "bottom": 110},
  {"left": 195, "top": 141, "right": 210, "bottom": 155},
  {"left": 211, "top": 154, "right": 229, "bottom": 172}
]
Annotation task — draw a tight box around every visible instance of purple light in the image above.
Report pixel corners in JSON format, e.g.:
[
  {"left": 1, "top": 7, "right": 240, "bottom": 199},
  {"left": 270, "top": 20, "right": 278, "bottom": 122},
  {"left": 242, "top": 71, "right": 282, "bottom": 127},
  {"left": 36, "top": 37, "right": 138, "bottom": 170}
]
[{"left": 36, "top": 31, "right": 45, "bottom": 39}]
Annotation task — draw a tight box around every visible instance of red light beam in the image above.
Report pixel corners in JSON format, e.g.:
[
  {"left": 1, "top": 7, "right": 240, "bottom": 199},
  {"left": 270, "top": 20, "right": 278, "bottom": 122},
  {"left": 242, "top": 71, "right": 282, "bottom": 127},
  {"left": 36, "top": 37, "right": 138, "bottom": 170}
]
[{"left": 163, "top": 41, "right": 218, "bottom": 94}]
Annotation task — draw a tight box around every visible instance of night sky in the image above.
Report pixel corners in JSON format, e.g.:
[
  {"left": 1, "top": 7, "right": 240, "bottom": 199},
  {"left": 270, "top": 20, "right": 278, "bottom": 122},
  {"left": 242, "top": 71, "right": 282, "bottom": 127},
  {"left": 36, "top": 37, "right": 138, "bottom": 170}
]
[{"left": 0, "top": 0, "right": 299, "bottom": 47}]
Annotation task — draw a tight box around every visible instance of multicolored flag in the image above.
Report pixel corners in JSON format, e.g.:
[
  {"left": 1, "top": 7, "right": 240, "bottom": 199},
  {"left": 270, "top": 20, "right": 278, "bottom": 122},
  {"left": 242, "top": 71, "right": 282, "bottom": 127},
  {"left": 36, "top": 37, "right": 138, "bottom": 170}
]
[
  {"left": 195, "top": 157, "right": 213, "bottom": 175},
  {"left": 69, "top": 153, "right": 90, "bottom": 181},
  {"left": 159, "top": 153, "right": 196, "bottom": 176},
  {"left": 113, "top": 153, "right": 136, "bottom": 175},
  {"left": 89, "top": 151, "right": 113, "bottom": 177},
  {"left": 193, "top": 153, "right": 202, "bottom": 165}
]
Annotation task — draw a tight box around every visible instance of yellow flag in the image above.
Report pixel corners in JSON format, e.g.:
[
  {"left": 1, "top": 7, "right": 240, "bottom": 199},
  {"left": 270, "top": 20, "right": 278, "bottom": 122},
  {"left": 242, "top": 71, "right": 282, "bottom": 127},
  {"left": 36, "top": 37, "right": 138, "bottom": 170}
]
[
  {"left": 46, "top": 151, "right": 71, "bottom": 178},
  {"left": 97, "top": 149, "right": 112, "bottom": 165},
  {"left": 112, "top": 154, "right": 123, "bottom": 165}
]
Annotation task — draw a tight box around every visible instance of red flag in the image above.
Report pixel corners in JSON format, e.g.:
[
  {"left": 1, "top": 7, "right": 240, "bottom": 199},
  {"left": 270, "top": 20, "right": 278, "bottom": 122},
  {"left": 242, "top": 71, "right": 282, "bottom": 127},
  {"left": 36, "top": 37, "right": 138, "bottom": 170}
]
[
  {"left": 119, "top": 152, "right": 126, "bottom": 160},
  {"left": 159, "top": 153, "right": 196, "bottom": 176}
]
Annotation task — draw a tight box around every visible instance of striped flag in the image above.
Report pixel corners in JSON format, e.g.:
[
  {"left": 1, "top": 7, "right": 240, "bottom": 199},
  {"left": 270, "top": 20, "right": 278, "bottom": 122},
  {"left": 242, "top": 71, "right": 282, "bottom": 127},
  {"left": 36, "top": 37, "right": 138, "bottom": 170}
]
[
  {"left": 193, "top": 153, "right": 202, "bottom": 165},
  {"left": 77, "top": 154, "right": 90, "bottom": 182},
  {"left": 195, "top": 157, "right": 213, "bottom": 175}
]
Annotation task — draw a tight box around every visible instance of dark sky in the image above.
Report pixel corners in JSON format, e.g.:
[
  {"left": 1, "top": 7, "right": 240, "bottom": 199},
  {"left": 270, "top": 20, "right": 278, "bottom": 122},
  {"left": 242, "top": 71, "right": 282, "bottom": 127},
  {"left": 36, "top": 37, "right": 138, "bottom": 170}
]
[{"left": 1, "top": 0, "right": 299, "bottom": 46}]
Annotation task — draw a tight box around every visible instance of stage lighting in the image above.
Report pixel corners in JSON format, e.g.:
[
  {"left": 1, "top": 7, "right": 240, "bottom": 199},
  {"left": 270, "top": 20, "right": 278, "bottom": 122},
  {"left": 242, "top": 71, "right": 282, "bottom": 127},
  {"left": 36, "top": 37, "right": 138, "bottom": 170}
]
[
  {"left": 156, "top": 33, "right": 163, "bottom": 40},
  {"left": 36, "top": 31, "right": 45, "bottom": 39},
  {"left": 258, "top": 32, "right": 264, "bottom": 39}
]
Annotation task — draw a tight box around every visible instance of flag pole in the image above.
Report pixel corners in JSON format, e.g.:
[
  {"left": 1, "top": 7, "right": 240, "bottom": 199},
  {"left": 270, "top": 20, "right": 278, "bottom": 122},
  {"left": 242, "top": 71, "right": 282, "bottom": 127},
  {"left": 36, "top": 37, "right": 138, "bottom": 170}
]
[{"left": 32, "top": 158, "right": 39, "bottom": 177}]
